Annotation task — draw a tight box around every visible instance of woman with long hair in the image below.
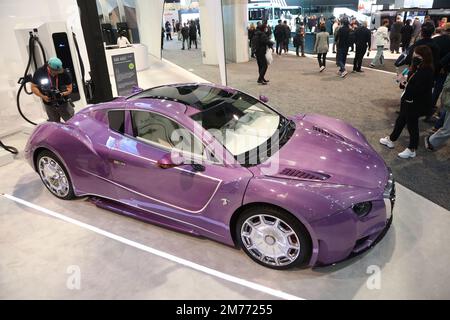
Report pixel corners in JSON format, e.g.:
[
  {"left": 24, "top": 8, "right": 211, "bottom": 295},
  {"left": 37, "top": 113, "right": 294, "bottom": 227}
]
[{"left": 380, "top": 45, "right": 434, "bottom": 158}]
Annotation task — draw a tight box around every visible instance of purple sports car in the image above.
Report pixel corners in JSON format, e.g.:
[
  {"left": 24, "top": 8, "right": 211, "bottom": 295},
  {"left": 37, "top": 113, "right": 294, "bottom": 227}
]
[{"left": 25, "top": 83, "right": 395, "bottom": 269}]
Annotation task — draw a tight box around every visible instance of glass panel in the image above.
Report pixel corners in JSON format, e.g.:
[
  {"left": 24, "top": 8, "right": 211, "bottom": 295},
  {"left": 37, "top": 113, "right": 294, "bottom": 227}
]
[
  {"left": 108, "top": 110, "right": 125, "bottom": 133},
  {"left": 131, "top": 110, "right": 205, "bottom": 157},
  {"left": 161, "top": 0, "right": 222, "bottom": 84},
  {"left": 191, "top": 89, "right": 281, "bottom": 157}
]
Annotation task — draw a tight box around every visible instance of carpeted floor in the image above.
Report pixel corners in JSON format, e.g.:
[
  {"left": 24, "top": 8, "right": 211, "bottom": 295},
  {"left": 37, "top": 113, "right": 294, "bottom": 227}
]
[{"left": 163, "top": 44, "right": 450, "bottom": 210}]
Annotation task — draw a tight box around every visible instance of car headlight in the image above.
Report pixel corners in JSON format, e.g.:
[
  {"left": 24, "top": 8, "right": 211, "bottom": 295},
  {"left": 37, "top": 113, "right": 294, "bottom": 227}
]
[{"left": 352, "top": 202, "right": 372, "bottom": 217}]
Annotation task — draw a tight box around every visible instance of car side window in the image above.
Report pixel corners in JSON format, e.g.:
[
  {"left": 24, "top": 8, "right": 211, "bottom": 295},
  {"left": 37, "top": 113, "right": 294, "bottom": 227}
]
[
  {"left": 131, "top": 110, "right": 208, "bottom": 159},
  {"left": 108, "top": 110, "right": 125, "bottom": 134}
]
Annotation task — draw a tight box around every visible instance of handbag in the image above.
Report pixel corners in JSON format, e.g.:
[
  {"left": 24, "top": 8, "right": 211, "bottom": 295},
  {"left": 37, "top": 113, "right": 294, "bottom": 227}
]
[
  {"left": 395, "top": 47, "right": 410, "bottom": 67},
  {"left": 265, "top": 48, "right": 273, "bottom": 65}
]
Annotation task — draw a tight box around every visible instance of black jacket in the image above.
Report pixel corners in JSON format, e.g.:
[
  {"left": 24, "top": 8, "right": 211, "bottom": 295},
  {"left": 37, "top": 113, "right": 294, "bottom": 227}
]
[
  {"left": 401, "top": 24, "right": 413, "bottom": 45},
  {"left": 354, "top": 26, "right": 371, "bottom": 48},
  {"left": 181, "top": 26, "right": 189, "bottom": 38},
  {"left": 390, "top": 21, "right": 403, "bottom": 35},
  {"left": 189, "top": 25, "right": 197, "bottom": 39},
  {"left": 253, "top": 30, "right": 272, "bottom": 56},
  {"left": 404, "top": 38, "right": 440, "bottom": 75},
  {"left": 433, "top": 34, "right": 450, "bottom": 73},
  {"left": 335, "top": 25, "right": 350, "bottom": 49},
  {"left": 401, "top": 66, "right": 434, "bottom": 116},
  {"left": 274, "top": 24, "right": 284, "bottom": 41}
]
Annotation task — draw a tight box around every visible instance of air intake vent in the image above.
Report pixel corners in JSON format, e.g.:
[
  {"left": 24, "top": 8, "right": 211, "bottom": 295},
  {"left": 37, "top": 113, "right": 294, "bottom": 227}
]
[
  {"left": 280, "top": 168, "right": 330, "bottom": 181},
  {"left": 313, "top": 126, "right": 345, "bottom": 141}
]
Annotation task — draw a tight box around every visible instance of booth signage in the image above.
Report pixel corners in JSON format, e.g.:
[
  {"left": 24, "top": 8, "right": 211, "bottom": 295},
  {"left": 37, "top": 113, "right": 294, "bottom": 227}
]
[{"left": 112, "top": 52, "right": 139, "bottom": 97}]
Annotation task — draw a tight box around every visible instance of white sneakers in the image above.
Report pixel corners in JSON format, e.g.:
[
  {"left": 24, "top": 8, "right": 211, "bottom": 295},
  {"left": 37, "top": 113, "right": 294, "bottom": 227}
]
[
  {"left": 398, "top": 148, "right": 416, "bottom": 159},
  {"left": 320, "top": 66, "right": 325, "bottom": 72},
  {"left": 380, "top": 136, "right": 416, "bottom": 158},
  {"left": 379, "top": 136, "right": 395, "bottom": 149},
  {"left": 340, "top": 70, "right": 348, "bottom": 78}
]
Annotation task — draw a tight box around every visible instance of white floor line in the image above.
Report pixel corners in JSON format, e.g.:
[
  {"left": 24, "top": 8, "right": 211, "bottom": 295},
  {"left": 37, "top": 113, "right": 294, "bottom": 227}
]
[{"left": 1, "top": 193, "right": 304, "bottom": 301}]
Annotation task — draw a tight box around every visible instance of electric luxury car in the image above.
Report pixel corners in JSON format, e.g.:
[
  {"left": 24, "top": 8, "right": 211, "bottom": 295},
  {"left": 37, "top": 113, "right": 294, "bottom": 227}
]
[{"left": 25, "top": 83, "right": 395, "bottom": 269}]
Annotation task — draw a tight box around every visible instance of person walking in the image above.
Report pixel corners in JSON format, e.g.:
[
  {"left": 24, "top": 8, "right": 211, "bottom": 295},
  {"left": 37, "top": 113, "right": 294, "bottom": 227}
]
[
  {"left": 369, "top": 19, "right": 389, "bottom": 68},
  {"left": 176, "top": 20, "right": 181, "bottom": 41},
  {"left": 411, "top": 17, "right": 422, "bottom": 44},
  {"left": 293, "top": 22, "right": 305, "bottom": 57},
  {"left": 188, "top": 22, "right": 198, "bottom": 49},
  {"left": 314, "top": 24, "right": 329, "bottom": 72},
  {"left": 253, "top": 24, "right": 273, "bottom": 85},
  {"left": 403, "top": 22, "right": 441, "bottom": 123},
  {"left": 274, "top": 20, "right": 284, "bottom": 55},
  {"left": 431, "top": 23, "right": 450, "bottom": 119},
  {"left": 248, "top": 23, "right": 256, "bottom": 58},
  {"left": 165, "top": 22, "right": 172, "bottom": 41},
  {"left": 353, "top": 21, "right": 371, "bottom": 72},
  {"left": 335, "top": 18, "right": 350, "bottom": 78},
  {"left": 332, "top": 20, "right": 340, "bottom": 53},
  {"left": 283, "top": 20, "right": 291, "bottom": 54},
  {"left": 425, "top": 53, "right": 450, "bottom": 151},
  {"left": 181, "top": 23, "right": 189, "bottom": 50},
  {"left": 380, "top": 45, "right": 435, "bottom": 158},
  {"left": 401, "top": 19, "right": 413, "bottom": 52},
  {"left": 390, "top": 16, "right": 403, "bottom": 54}
]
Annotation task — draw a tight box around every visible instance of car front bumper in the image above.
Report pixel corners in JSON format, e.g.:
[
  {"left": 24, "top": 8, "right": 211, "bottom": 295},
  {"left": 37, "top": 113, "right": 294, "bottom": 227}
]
[{"left": 310, "top": 176, "right": 396, "bottom": 266}]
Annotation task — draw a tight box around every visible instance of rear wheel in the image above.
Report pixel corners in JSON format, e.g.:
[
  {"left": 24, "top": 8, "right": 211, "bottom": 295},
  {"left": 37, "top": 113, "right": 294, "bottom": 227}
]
[
  {"left": 236, "top": 206, "right": 312, "bottom": 270},
  {"left": 36, "top": 150, "right": 75, "bottom": 200}
]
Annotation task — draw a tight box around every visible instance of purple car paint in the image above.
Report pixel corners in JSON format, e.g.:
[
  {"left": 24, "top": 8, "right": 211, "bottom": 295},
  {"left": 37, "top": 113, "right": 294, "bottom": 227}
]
[{"left": 24, "top": 83, "right": 395, "bottom": 269}]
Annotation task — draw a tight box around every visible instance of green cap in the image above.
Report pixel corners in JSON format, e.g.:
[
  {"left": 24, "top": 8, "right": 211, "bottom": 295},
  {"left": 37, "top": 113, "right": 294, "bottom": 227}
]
[{"left": 48, "top": 57, "right": 63, "bottom": 73}]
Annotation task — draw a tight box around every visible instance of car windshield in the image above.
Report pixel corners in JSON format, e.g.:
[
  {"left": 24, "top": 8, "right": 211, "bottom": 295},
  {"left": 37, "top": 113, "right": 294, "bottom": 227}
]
[{"left": 190, "top": 90, "right": 293, "bottom": 165}]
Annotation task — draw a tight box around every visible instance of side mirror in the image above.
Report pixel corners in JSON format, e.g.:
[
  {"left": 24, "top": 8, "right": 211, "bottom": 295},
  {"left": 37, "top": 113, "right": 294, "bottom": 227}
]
[
  {"left": 156, "top": 153, "right": 185, "bottom": 169},
  {"left": 259, "top": 95, "right": 269, "bottom": 103},
  {"left": 156, "top": 153, "right": 205, "bottom": 172},
  {"left": 131, "top": 85, "right": 144, "bottom": 94}
]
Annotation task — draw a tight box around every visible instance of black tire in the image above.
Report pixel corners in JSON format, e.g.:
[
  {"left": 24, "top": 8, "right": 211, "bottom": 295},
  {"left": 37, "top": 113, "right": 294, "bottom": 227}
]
[
  {"left": 236, "top": 205, "right": 312, "bottom": 270},
  {"left": 36, "top": 150, "right": 76, "bottom": 200}
]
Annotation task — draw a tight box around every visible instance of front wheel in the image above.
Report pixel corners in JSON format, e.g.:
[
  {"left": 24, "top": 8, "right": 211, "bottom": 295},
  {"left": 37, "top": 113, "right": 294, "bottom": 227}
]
[
  {"left": 236, "top": 206, "right": 312, "bottom": 270},
  {"left": 36, "top": 150, "right": 75, "bottom": 200}
]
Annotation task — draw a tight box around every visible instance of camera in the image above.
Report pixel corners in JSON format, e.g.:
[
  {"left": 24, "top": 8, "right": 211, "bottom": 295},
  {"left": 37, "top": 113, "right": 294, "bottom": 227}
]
[{"left": 41, "top": 87, "right": 69, "bottom": 106}]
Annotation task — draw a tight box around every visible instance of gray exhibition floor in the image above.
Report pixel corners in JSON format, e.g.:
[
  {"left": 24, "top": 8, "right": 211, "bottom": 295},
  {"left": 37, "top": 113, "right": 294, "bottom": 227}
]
[{"left": 1, "top": 132, "right": 450, "bottom": 299}]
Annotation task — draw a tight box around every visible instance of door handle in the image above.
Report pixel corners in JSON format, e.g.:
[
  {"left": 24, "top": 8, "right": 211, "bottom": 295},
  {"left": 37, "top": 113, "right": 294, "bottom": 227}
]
[{"left": 110, "top": 159, "right": 126, "bottom": 166}]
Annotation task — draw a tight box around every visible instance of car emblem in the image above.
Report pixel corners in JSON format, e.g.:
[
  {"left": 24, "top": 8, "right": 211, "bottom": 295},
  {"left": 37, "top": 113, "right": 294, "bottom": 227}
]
[{"left": 221, "top": 198, "right": 230, "bottom": 206}]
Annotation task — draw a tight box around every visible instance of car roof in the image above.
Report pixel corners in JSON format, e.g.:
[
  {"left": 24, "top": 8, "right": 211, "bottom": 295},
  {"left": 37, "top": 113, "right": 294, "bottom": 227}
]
[{"left": 126, "top": 83, "right": 238, "bottom": 112}]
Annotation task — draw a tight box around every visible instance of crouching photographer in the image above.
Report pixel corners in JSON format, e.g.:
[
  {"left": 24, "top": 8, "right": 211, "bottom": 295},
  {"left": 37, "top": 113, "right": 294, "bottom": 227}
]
[{"left": 31, "top": 57, "right": 74, "bottom": 123}]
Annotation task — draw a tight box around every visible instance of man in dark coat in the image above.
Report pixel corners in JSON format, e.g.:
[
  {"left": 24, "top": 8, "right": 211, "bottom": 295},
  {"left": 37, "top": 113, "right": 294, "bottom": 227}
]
[
  {"left": 253, "top": 24, "right": 273, "bottom": 84},
  {"left": 335, "top": 19, "right": 350, "bottom": 77},
  {"left": 353, "top": 21, "right": 371, "bottom": 72},
  {"left": 401, "top": 19, "right": 413, "bottom": 52},
  {"left": 390, "top": 16, "right": 403, "bottom": 53},
  {"left": 274, "top": 20, "right": 284, "bottom": 55},
  {"left": 283, "top": 20, "right": 291, "bottom": 54},
  {"left": 188, "top": 22, "right": 198, "bottom": 49}
]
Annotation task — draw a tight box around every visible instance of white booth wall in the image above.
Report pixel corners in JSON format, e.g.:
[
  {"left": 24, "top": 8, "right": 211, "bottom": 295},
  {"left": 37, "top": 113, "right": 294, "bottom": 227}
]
[{"left": 0, "top": 0, "right": 248, "bottom": 135}]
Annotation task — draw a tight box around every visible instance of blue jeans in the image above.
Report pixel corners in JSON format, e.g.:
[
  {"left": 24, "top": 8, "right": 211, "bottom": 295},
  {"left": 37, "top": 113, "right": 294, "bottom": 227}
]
[
  {"left": 337, "top": 47, "right": 348, "bottom": 72},
  {"left": 430, "top": 111, "right": 450, "bottom": 149},
  {"left": 435, "top": 110, "right": 447, "bottom": 129}
]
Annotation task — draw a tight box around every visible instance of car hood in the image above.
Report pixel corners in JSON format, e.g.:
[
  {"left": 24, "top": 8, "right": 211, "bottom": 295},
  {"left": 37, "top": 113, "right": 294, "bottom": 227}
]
[{"left": 253, "top": 115, "right": 388, "bottom": 189}]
